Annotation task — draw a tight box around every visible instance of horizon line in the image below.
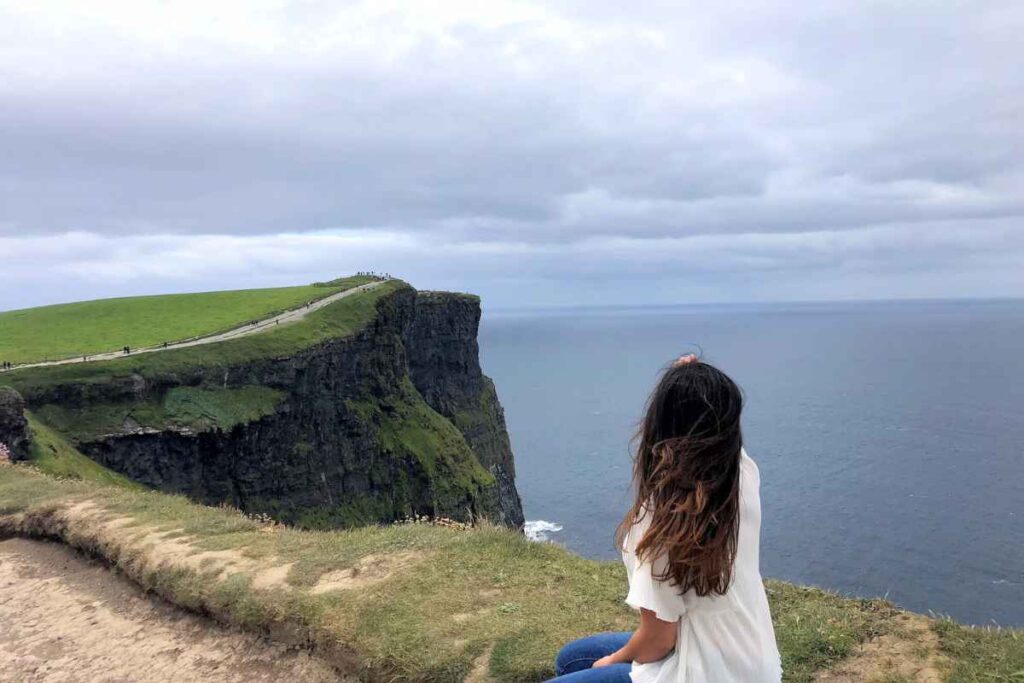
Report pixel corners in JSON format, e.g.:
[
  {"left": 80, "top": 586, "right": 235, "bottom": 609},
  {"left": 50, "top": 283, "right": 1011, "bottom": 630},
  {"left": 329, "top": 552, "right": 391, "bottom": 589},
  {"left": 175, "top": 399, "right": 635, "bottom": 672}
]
[{"left": 485, "top": 293, "right": 1024, "bottom": 313}]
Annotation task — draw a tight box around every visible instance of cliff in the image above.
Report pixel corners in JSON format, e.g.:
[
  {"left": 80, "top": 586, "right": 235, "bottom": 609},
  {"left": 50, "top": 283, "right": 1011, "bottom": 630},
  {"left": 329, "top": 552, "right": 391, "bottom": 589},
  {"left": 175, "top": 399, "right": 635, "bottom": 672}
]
[
  {"left": 0, "top": 387, "right": 31, "bottom": 460},
  {"left": 405, "top": 292, "right": 523, "bottom": 528},
  {"left": 3, "top": 282, "right": 524, "bottom": 529}
]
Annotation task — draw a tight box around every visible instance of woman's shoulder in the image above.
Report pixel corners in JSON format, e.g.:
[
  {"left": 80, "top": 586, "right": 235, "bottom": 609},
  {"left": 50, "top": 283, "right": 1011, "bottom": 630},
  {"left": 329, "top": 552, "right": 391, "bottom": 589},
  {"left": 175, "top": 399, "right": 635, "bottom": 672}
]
[
  {"left": 621, "top": 507, "right": 651, "bottom": 553},
  {"left": 740, "top": 448, "right": 760, "bottom": 482}
]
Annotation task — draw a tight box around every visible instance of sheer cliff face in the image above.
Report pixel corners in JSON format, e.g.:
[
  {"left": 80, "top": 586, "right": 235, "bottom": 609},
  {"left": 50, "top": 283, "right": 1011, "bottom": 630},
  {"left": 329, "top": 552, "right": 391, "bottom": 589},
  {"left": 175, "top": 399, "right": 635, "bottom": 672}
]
[
  {"left": 20, "top": 287, "right": 524, "bottom": 529},
  {"left": 0, "top": 387, "right": 30, "bottom": 460},
  {"left": 405, "top": 292, "right": 524, "bottom": 529}
]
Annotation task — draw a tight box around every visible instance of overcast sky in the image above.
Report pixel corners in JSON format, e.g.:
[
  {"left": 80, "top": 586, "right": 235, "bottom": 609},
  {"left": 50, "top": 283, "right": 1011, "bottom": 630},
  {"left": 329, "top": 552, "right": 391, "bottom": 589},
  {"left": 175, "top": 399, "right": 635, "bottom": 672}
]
[{"left": 1, "top": 1, "right": 1022, "bottom": 311}]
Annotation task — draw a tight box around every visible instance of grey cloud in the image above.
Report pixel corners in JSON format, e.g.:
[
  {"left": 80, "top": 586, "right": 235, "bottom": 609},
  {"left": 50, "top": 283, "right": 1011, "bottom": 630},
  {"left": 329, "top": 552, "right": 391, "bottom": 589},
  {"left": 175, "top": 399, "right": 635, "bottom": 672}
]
[
  {"left": 0, "top": 1, "right": 1017, "bottom": 240},
  {"left": 3, "top": 216, "right": 1023, "bottom": 312},
  {"left": 0, "top": 1, "right": 1022, "bottom": 307}
]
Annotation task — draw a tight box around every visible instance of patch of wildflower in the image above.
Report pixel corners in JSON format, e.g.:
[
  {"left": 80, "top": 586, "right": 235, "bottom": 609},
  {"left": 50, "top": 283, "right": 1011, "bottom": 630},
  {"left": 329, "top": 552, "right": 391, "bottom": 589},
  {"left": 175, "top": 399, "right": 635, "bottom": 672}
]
[
  {"left": 397, "top": 513, "right": 473, "bottom": 531},
  {"left": 0, "top": 442, "right": 11, "bottom": 465},
  {"left": 246, "top": 511, "right": 288, "bottom": 532}
]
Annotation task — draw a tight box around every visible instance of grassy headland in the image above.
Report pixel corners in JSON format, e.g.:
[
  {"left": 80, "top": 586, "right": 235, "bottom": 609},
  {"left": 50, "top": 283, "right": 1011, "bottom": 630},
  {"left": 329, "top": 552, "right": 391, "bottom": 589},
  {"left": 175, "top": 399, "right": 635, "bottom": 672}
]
[
  {"left": 3, "top": 277, "right": 513, "bottom": 532},
  {"left": 0, "top": 276, "right": 373, "bottom": 365},
  {"left": 3, "top": 278, "right": 406, "bottom": 395}
]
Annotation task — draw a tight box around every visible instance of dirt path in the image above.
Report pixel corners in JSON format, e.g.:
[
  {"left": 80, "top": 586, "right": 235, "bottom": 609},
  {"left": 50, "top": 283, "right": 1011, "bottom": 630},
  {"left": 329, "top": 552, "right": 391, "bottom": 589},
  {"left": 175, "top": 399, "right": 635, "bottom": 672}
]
[
  {"left": 0, "top": 537, "right": 343, "bottom": 682},
  {"left": 6, "top": 280, "right": 386, "bottom": 371}
]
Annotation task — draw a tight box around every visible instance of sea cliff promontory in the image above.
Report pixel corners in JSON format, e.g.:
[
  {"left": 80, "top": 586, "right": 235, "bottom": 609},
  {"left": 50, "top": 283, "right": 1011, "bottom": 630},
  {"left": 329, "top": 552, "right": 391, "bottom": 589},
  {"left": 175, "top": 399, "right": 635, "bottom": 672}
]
[{"left": 1, "top": 276, "right": 523, "bottom": 529}]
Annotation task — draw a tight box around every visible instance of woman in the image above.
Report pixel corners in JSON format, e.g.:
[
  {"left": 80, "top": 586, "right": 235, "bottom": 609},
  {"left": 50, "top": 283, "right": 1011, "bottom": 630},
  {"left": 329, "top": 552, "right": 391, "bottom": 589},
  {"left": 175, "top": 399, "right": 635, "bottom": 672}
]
[{"left": 550, "top": 354, "right": 781, "bottom": 682}]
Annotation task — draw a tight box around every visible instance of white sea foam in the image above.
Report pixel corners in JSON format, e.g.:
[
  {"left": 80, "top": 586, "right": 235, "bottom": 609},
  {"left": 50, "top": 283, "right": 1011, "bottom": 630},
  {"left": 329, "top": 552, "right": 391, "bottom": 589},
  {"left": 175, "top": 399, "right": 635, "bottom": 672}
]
[{"left": 524, "top": 520, "right": 563, "bottom": 542}]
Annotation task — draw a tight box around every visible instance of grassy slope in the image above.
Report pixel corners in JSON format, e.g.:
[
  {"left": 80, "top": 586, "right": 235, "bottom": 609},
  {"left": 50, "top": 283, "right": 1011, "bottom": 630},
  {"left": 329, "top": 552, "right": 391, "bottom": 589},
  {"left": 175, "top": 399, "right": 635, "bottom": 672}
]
[
  {"left": 22, "top": 414, "right": 142, "bottom": 489},
  {"left": 344, "top": 378, "right": 496, "bottom": 502},
  {"left": 932, "top": 619, "right": 1024, "bottom": 682},
  {"left": 3, "top": 279, "right": 406, "bottom": 394},
  {"left": 2, "top": 463, "right": 1019, "bottom": 681},
  {"left": 0, "top": 276, "right": 373, "bottom": 364},
  {"left": 266, "top": 377, "right": 498, "bottom": 530},
  {"left": 32, "top": 386, "right": 286, "bottom": 442}
]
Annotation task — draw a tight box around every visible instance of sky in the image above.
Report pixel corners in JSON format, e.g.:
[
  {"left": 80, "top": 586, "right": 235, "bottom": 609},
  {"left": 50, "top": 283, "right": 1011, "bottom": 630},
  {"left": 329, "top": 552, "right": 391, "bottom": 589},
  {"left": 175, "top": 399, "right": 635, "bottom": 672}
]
[{"left": 1, "top": 0, "right": 1022, "bottom": 311}]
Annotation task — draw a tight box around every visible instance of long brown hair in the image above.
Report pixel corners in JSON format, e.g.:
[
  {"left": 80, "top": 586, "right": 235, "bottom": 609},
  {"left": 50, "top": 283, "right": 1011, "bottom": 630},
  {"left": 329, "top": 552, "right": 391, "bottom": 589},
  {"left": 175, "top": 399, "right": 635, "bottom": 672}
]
[{"left": 616, "top": 357, "right": 743, "bottom": 597}]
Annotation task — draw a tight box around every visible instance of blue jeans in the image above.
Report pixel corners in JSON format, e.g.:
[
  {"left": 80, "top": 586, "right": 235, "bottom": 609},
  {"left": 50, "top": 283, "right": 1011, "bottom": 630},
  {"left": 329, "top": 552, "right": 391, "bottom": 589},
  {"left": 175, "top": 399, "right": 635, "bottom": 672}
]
[{"left": 548, "top": 632, "right": 633, "bottom": 682}]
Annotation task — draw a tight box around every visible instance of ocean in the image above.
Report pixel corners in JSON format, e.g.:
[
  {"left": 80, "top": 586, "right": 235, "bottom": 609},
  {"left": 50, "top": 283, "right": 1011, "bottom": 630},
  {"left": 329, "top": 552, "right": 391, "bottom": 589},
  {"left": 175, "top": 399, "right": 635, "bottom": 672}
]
[{"left": 478, "top": 298, "right": 1024, "bottom": 627}]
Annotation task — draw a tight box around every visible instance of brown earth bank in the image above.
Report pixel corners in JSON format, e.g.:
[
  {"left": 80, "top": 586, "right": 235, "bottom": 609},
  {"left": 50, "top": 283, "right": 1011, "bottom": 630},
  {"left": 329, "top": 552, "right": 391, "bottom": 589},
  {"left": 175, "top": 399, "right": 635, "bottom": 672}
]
[
  {"left": 0, "top": 537, "right": 343, "bottom": 683},
  {"left": 0, "top": 533, "right": 957, "bottom": 683}
]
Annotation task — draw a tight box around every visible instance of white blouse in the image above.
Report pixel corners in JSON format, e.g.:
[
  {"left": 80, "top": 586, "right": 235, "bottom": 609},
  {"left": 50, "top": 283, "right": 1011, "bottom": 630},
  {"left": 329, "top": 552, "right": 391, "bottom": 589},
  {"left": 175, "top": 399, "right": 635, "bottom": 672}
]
[{"left": 622, "top": 450, "right": 782, "bottom": 683}]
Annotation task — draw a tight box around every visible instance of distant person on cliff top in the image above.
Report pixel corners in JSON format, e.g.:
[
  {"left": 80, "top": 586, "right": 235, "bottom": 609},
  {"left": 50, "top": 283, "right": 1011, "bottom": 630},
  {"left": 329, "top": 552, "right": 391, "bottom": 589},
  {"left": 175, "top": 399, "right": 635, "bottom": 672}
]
[{"left": 549, "top": 355, "right": 781, "bottom": 682}]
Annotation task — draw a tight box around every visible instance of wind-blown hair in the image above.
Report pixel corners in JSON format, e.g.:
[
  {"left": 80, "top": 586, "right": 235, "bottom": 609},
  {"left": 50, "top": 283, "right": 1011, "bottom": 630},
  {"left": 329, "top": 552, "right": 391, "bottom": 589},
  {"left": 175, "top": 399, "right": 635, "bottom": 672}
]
[{"left": 616, "top": 358, "right": 743, "bottom": 597}]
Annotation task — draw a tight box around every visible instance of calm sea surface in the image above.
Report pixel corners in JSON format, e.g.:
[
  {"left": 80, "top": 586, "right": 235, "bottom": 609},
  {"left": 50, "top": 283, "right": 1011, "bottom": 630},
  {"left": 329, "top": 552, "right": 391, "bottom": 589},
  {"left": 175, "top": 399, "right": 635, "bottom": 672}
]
[{"left": 479, "top": 299, "right": 1024, "bottom": 627}]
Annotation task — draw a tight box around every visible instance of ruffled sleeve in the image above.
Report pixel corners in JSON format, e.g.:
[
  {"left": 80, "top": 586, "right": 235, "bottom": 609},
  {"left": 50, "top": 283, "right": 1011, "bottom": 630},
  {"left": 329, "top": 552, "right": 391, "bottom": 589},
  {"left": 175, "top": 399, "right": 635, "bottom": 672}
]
[{"left": 623, "top": 525, "right": 687, "bottom": 623}]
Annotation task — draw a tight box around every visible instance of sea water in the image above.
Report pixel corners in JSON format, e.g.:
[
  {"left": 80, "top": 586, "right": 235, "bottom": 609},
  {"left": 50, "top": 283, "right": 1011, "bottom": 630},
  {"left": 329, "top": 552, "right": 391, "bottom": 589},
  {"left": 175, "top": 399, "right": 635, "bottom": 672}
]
[{"left": 479, "top": 299, "right": 1024, "bottom": 626}]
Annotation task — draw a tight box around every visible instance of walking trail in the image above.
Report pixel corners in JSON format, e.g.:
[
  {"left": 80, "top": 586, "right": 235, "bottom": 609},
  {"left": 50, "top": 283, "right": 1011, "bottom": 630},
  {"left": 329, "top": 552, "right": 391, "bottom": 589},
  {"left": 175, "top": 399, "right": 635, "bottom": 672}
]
[
  {"left": 7, "top": 280, "right": 386, "bottom": 372},
  {"left": 0, "top": 537, "right": 343, "bottom": 682}
]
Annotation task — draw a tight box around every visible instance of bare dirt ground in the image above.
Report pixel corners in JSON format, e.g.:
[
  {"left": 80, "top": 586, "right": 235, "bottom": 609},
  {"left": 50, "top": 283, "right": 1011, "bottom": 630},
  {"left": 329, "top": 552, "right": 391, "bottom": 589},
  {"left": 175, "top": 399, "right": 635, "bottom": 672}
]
[
  {"left": 0, "top": 537, "right": 342, "bottom": 683},
  {"left": 815, "top": 612, "right": 949, "bottom": 682}
]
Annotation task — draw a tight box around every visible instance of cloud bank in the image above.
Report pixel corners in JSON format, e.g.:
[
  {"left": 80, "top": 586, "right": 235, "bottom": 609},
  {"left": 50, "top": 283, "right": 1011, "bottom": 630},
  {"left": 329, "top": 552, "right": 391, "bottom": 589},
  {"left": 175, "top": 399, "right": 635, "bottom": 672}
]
[{"left": 1, "top": 1, "right": 1022, "bottom": 309}]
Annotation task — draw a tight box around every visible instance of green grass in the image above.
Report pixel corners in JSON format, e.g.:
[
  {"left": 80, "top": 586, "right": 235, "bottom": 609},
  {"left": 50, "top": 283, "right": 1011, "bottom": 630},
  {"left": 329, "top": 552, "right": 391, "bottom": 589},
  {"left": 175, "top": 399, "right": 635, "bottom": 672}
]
[
  {"left": 22, "top": 413, "right": 142, "bottom": 489},
  {"left": 1, "top": 463, "right": 994, "bottom": 682},
  {"left": 3, "top": 279, "right": 407, "bottom": 396},
  {"left": 351, "top": 379, "right": 495, "bottom": 490},
  {"left": 286, "top": 379, "right": 497, "bottom": 530},
  {"left": 33, "top": 385, "right": 285, "bottom": 442},
  {"left": 767, "top": 580, "right": 897, "bottom": 682},
  {"left": 933, "top": 618, "right": 1024, "bottom": 681},
  {"left": 0, "top": 276, "right": 372, "bottom": 365}
]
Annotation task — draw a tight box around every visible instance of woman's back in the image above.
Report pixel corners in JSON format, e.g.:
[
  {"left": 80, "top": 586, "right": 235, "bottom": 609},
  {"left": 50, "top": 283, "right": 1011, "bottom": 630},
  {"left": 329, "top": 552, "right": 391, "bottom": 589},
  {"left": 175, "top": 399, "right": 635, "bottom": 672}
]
[
  {"left": 623, "top": 450, "right": 781, "bottom": 682},
  {"left": 550, "top": 357, "right": 781, "bottom": 682}
]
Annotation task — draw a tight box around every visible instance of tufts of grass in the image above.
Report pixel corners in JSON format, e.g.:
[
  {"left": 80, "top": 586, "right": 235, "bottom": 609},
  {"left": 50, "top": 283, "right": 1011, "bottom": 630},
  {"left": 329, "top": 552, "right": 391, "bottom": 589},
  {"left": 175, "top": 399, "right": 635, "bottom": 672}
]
[
  {"left": 290, "top": 496, "right": 406, "bottom": 531},
  {"left": 933, "top": 617, "right": 1024, "bottom": 681},
  {"left": 0, "top": 277, "right": 372, "bottom": 365},
  {"left": 766, "top": 580, "right": 899, "bottom": 682}
]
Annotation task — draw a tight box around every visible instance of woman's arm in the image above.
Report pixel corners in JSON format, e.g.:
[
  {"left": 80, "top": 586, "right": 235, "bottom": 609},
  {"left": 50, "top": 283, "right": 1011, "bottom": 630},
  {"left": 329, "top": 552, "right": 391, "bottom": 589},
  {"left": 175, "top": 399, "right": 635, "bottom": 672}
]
[{"left": 593, "top": 608, "right": 677, "bottom": 667}]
